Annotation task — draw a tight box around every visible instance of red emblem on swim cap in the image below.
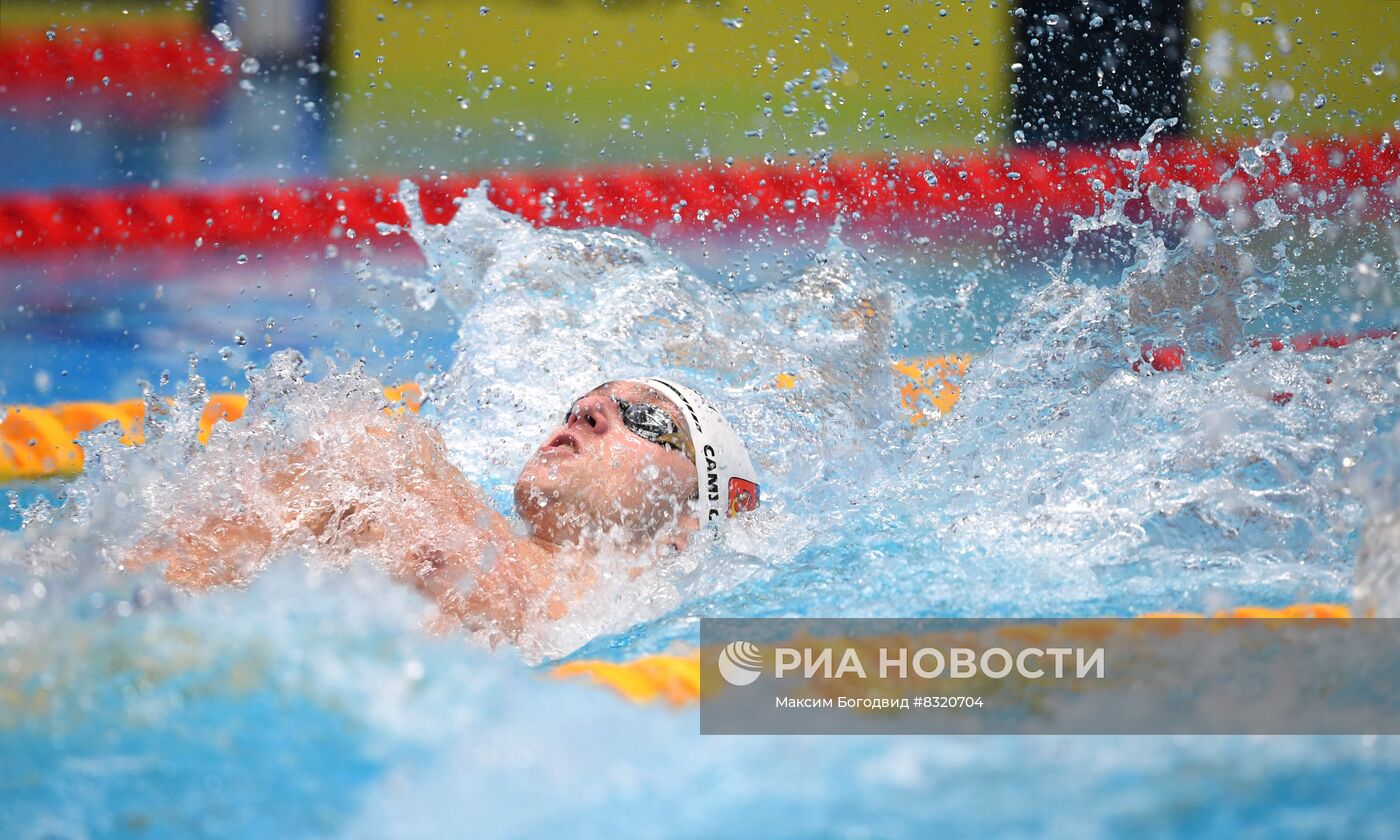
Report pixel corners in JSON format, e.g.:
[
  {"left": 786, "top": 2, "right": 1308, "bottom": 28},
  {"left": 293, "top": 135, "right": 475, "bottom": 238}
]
[{"left": 727, "top": 477, "right": 759, "bottom": 516}]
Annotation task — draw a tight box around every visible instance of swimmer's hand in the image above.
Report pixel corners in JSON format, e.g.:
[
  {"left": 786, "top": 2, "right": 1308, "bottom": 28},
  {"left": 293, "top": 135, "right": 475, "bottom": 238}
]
[
  {"left": 120, "top": 438, "right": 328, "bottom": 590},
  {"left": 124, "top": 512, "right": 273, "bottom": 590}
]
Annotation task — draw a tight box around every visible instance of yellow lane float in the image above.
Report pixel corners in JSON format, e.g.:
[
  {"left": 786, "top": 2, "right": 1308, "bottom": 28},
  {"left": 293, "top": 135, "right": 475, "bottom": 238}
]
[
  {"left": 0, "top": 383, "right": 424, "bottom": 481},
  {"left": 550, "top": 602, "right": 1356, "bottom": 707},
  {"left": 0, "top": 356, "right": 970, "bottom": 481}
]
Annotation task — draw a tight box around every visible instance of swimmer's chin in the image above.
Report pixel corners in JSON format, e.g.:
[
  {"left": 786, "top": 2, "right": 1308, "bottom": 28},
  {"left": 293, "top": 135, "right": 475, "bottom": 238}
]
[{"left": 509, "top": 487, "right": 695, "bottom": 557}]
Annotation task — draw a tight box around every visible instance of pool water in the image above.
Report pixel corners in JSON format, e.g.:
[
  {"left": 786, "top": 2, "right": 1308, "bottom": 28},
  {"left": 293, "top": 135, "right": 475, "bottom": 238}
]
[{"left": 3, "top": 168, "right": 1400, "bottom": 836}]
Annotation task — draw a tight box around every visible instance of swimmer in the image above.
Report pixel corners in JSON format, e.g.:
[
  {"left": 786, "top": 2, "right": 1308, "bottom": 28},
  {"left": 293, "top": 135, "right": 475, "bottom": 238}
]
[{"left": 127, "top": 378, "right": 759, "bottom": 642}]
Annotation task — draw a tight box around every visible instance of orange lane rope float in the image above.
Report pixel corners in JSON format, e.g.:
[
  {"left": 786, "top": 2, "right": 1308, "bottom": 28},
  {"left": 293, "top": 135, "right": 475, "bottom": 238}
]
[
  {"left": 0, "top": 356, "right": 971, "bottom": 481},
  {"left": 550, "top": 602, "right": 1356, "bottom": 707},
  {"left": 770, "top": 354, "right": 971, "bottom": 427},
  {"left": 0, "top": 383, "right": 423, "bottom": 482},
  {"left": 5, "top": 327, "right": 1395, "bottom": 482},
  {"left": 891, "top": 354, "right": 974, "bottom": 425}
]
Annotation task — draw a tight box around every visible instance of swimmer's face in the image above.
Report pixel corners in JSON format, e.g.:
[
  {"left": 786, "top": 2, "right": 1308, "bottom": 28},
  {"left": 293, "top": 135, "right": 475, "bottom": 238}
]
[{"left": 515, "top": 381, "right": 699, "bottom": 548}]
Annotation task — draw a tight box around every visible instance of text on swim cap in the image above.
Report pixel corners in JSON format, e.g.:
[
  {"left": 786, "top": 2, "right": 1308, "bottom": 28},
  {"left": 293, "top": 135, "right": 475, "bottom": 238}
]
[{"left": 704, "top": 443, "right": 720, "bottom": 518}]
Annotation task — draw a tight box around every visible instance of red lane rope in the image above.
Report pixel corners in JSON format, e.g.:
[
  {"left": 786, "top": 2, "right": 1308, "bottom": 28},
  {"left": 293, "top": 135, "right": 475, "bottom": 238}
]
[
  {"left": 0, "top": 24, "right": 234, "bottom": 119},
  {"left": 0, "top": 137, "right": 1394, "bottom": 256},
  {"left": 1138, "top": 328, "right": 1400, "bottom": 373},
  {"left": 1135, "top": 329, "right": 1398, "bottom": 406}
]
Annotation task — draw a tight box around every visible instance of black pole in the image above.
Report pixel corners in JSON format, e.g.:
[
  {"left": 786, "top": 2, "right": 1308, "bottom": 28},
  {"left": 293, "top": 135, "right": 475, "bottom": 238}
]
[{"left": 1010, "top": 0, "right": 1189, "bottom": 144}]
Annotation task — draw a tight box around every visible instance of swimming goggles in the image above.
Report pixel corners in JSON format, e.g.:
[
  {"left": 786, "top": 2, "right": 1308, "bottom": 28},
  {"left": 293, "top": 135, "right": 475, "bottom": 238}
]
[{"left": 565, "top": 395, "right": 694, "bottom": 462}]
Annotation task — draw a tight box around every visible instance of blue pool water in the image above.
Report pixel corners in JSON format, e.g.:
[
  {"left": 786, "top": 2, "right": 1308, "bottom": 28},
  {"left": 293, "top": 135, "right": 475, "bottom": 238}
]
[{"left": 4, "top": 169, "right": 1400, "bottom": 837}]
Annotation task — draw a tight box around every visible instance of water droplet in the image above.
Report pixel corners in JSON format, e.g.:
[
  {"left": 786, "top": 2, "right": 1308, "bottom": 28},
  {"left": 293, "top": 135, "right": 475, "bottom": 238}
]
[
  {"left": 1210, "top": 78, "right": 1225, "bottom": 94},
  {"left": 1089, "top": 14, "right": 1103, "bottom": 28},
  {"left": 479, "top": 5, "right": 490, "bottom": 15},
  {"left": 236, "top": 254, "right": 249, "bottom": 265},
  {"left": 1237, "top": 147, "right": 1266, "bottom": 177},
  {"left": 619, "top": 115, "right": 631, "bottom": 129},
  {"left": 722, "top": 17, "right": 744, "bottom": 29},
  {"left": 233, "top": 331, "right": 248, "bottom": 346},
  {"left": 211, "top": 22, "right": 232, "bottom": 42},
  {"left": 69, "top": 119, "right": 82, "bottom": 132},
  {"left": 1253, "top": 197, "right": 1282, "bottom": 229},
  {"left": 240, "top": 56, "right": 260, "bottom": 74},
  {"left": 1373, "top": 62, "right": 1387, "bottom": 77},
  {"left": 45, "top": 30, "right": 56, "bottom": 41}
]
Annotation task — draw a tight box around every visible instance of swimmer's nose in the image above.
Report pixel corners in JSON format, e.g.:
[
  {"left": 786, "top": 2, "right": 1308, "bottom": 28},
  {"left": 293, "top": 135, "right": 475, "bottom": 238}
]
[{"left": 567, "top": 395, "right": 614, "bottom": 437}]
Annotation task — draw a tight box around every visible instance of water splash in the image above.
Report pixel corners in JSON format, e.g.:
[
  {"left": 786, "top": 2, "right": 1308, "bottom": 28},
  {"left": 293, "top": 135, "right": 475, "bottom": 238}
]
[
  {"left": 5, "top": 180, "right": 916, "bottom": 663},
  {"left": 396, "top": 181, "right": 907, "bottom": 509},
  {"left": 1355, "top": 420, "right": 1400, "bottom": 615},
  {"left": 4, "top": 139, "right": 1400, "bottom": 838},
  {"left": 6, "top": 133, "right": 1400, "bottom": 661}
]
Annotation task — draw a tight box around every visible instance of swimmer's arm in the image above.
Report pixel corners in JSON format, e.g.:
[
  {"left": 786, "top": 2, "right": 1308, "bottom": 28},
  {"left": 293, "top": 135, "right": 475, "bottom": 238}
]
[
  {"left": 128, "top": 510, "right": 274, "bottom": 589},
  {"left": 128, "top": 415, "right": 558, "bottom": 639},
  {"left": 364, "top": 441, "right": 562, "bottom": 639},
  {"left": 125, "top": 439, "right": 350, "bottom": 589},
  {"left": 247, "top": 420, "right": 556, "bottom": 640}
]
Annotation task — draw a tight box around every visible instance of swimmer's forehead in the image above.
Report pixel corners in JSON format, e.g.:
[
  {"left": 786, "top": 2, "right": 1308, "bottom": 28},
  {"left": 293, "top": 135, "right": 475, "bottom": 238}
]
[{"left": 584, "top": 381, "right": 686, "bottom": 431}]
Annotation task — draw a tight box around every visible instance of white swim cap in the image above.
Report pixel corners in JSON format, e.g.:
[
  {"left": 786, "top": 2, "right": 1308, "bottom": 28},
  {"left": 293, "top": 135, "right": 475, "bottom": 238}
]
[{"left": 622, "top": 378, "right": 760, "bottom": 522}]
